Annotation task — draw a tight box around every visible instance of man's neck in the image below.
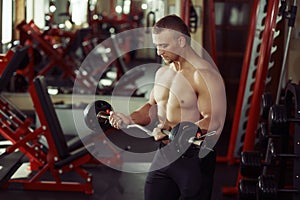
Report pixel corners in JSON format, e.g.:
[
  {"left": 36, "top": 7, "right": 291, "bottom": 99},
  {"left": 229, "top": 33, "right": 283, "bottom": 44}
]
[
  {"left": 171, "top": 62, "right": 183, "bottom": 72},
  {"left": 170, "top": 47, "right": 195, "bottom": 72},
  {"left": 173, "top": 53, "right": 192, "bottom": 71}
]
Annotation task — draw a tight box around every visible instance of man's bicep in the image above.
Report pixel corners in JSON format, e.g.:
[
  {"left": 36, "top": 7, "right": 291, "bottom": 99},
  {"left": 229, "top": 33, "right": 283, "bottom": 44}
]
[
  {"left": 196, "top": 89, "right": 212, "bottom": 132},
  {"left": 148, "top": 89, "right": 156, "bottom": 105},
  {"left": 202, "top": 79, "right": 226, "bottom": 134}
]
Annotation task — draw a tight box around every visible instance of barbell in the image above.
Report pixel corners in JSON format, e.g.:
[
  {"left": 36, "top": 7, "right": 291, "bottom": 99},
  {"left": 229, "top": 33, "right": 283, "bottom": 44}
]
[
  {"left": 83, "top": 100, "right": 217, "bottom": 152},
  {"left": 83, "top": 100, "right": 113, "bottom": 132}
]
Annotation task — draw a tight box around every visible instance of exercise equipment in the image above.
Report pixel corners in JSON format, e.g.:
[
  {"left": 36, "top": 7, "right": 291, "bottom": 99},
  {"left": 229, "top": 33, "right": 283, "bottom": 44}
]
[
  {"left": 0, "top": 48, "right": 15, "bottom": 75},
  {"left": 0, "top": 48, "right": 121, "bottom": 193},
  {"left": 239, "top": 174, "right": 300, "bottom": 200},
  {"left": 240, "top": 142, "right": 299, "bottom": 179},
  {"left": 258, "top": 101, "right": 300, "bottom": 147},
  {"left": 0, "top": 46, "right": 45, "bottom": 169},
  {"left": 268, "top": 104, "right": 300, "bottom": 135},
  {"left": 87, "top": 101, "right": 169, "bottom": 135},
  {"left": 78, "top": 26, "right": 148, "bottom": 96},
  {"left": 261, "top": 92, "right": 273, "bottom": 120},
  {"left": 257, "top": 122, "right": 269, "bottom": 147},
  {"left": 245, "top": 81, "right": 300, "bottom": 200},
  {"left": 284, "top": 83, "right": 300, "bottom": 200},
  {"left": 275, "top": 0, "right": 297, "bottom": 104},
  {"left": 223, "top": 0, "right": 298, "bottom": 196},
  {"left": 0, "top": 46, "right": 29, "bottom": 92},
  {"left": 83, "top": 100, "right": 217, "bottom": 154},
  {"left": 239, "top": 143, "right": 299, "bottom": 199},
  {"left": 83, "top": 100, "right": 113, "bottom": 132},
  {"left": 25, "top": 75, "right": 121, "bottom": 193},
  {"left": 0, "top": 47, "right": 29, "bottom": 138},
  {"left": 16, "top": 19, "right": 142, "bottom": 95},
  {"left": 169, "top": 121, "right": 205, "bottom": 153},
  {"left": 257, "top": 175, "right": 299, "bottom": 199},
  {"left": 0, "top": 46, "right": 48, "bottom": 183},
  {"left": 238, "top": 178, "right": 257, "bottom": 200},
  {"left": 257, "top": 92, "right": 273, "bottom": 146},
  {"left": 16, "top": 20, "right": 93, "bottom": 89},
  {"left": 239, "top": 84, "right": 300, "bottom": 199},
  {"left": 254, "top": 4, "right": 299, "bottom": 198},
  {"left": 0, "top": 151, "right": 24, "bottom": 187},
  {"left": 20, "top": 75, "right": 94, "bottom": 194},
  {"left": 88, "top": 11, "right": 143, "bottom": 64},
  {"left": 240, "top": 151, "right": 264, "bottom": 178},
  {"left": 218, "top": 0, "right": 281, "bottom": 164}
]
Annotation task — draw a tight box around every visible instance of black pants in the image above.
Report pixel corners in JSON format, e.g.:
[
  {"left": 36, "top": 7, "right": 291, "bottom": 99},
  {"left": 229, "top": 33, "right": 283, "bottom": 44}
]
[{"left": 144, "top": 145, "right": 216, "bottom": 200}]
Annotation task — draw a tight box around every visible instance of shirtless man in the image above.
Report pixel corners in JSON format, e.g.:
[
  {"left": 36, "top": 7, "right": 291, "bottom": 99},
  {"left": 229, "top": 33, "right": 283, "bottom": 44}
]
[{"left": 109, "top": 15, "right": 226, "bottom": 200}]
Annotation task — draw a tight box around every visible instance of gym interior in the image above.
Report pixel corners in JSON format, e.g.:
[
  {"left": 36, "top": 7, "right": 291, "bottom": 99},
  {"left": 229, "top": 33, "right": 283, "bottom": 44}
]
[{"left": 0, "top": 0, "right": 300, "bottom": 199}]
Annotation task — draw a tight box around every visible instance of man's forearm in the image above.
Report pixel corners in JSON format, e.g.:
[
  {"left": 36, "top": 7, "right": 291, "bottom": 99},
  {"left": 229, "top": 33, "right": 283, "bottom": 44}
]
[{"left": 130, "top": 103, "right": 157, "bottom": 125}]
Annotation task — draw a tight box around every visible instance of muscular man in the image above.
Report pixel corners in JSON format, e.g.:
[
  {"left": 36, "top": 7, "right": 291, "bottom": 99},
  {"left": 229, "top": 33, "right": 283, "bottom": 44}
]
[{"left": 109, "top": 15, "right": 226, "bottom": 200}]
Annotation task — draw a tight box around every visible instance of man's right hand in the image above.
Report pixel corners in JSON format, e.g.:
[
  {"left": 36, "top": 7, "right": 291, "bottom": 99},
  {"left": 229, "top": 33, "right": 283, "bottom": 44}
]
[{"left": 109, "top": 111, "right": 133, "bottom": 129}]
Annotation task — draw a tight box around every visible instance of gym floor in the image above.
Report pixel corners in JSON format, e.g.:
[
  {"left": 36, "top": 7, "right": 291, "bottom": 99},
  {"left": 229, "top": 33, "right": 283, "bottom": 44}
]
[{"left": 0, "top": 120, "right": 240, "bottom": 200}]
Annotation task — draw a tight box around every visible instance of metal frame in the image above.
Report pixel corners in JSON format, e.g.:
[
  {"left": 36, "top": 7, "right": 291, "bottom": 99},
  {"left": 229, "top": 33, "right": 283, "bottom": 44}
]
[{"left": 222, "top": 0, "right": 281, "bottom": 195}]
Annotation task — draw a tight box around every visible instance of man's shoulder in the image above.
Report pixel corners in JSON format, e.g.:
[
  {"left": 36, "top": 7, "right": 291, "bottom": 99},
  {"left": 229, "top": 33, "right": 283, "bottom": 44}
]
[
  {"left": 156, "top": 65, "right": 169, "bottom": 73},
  {"left": 193, "top": 63, "right": 223, "bottom": 84}
]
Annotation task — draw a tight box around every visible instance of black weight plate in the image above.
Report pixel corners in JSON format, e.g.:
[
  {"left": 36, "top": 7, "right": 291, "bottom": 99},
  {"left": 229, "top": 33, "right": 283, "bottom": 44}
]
[{"left": 83, "top": 100, "right": 113, "bottom": 131}]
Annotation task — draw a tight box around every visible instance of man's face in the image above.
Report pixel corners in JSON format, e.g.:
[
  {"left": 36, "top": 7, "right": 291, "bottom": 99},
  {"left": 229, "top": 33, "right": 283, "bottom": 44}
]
[{"left": 152, "top": 29, "right": 181, "bottom": 64}]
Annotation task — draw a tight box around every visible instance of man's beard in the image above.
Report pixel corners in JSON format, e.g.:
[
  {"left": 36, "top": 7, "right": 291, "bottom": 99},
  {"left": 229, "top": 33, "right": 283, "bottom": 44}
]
[
  {"left": 163, "top": 59, "right": 172, "bottom": 65},
  {"left": 162, "top": 56, "right": 177, "bottom": 65}
]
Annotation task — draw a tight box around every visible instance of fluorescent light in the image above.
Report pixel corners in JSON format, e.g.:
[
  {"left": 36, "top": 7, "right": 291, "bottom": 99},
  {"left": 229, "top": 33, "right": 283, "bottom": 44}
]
[
  {"left": 115, "top": 5, "right": 122, "bottom": 14},
  {"left": 141, "top": 3, "right": 148, "bottom": 10}
]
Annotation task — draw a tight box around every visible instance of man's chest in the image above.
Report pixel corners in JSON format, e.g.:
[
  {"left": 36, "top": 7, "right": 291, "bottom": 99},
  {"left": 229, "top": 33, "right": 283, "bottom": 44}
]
[{"left": 153, "top": 74, "right": 197, "bottom": 106}]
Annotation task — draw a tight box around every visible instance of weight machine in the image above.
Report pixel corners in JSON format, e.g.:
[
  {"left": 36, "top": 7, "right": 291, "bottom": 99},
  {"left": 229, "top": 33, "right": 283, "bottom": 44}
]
[
  {"left": 0, "top": 46, "right": 121, "bottom": 194},
  {"left": 16, "top": 20, "right": 93, "bottom": 89}
]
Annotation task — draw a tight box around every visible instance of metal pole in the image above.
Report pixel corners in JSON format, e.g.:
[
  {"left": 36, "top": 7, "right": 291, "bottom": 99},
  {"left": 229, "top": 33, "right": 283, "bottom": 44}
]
[{"left": 276, "top": 0, "right": 297, "bottom": 104}]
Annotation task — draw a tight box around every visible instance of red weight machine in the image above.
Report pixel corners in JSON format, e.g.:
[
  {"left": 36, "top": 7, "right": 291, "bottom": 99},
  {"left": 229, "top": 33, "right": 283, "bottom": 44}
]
[
  {"left": 16, "top": 20, "right": 93, "bottom": 89},
  {"left": 0, "top": 49, "right": 14, "bottom": 75},
  {"left": 0, "top": 46, "right": 122, "bottom": 194},
  {"left": 0, "top": 46, "right": 47, "bottom": 174},
  {"left": 16, "top": 20, "right": 136, "bottom": 95}
]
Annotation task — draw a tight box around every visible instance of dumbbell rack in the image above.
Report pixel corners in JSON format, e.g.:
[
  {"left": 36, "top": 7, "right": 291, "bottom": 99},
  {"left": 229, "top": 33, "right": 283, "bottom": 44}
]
[
  {"left": 237, "top": 83, "right": 300, "bottom": 199},
  {"left": 218, "top": 0, "right": 281, "bottom": 164},
  {"left": 285, "top": 83, "right": 300, "bottom": 200},
  {"left": 222, "top": 0, "right": 283, "bottom": 195}
]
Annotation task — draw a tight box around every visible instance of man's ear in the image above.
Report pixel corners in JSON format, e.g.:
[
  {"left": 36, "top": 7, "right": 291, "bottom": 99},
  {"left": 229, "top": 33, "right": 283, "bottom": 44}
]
[{"left": 178, "top": 36, "right": 186, "bottom": 48}]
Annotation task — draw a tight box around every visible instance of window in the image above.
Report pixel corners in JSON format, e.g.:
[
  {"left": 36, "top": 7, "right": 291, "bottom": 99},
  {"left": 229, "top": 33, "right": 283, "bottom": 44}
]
[{"left": 1, "top": 0, "right": 13, "bottom": 44}]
